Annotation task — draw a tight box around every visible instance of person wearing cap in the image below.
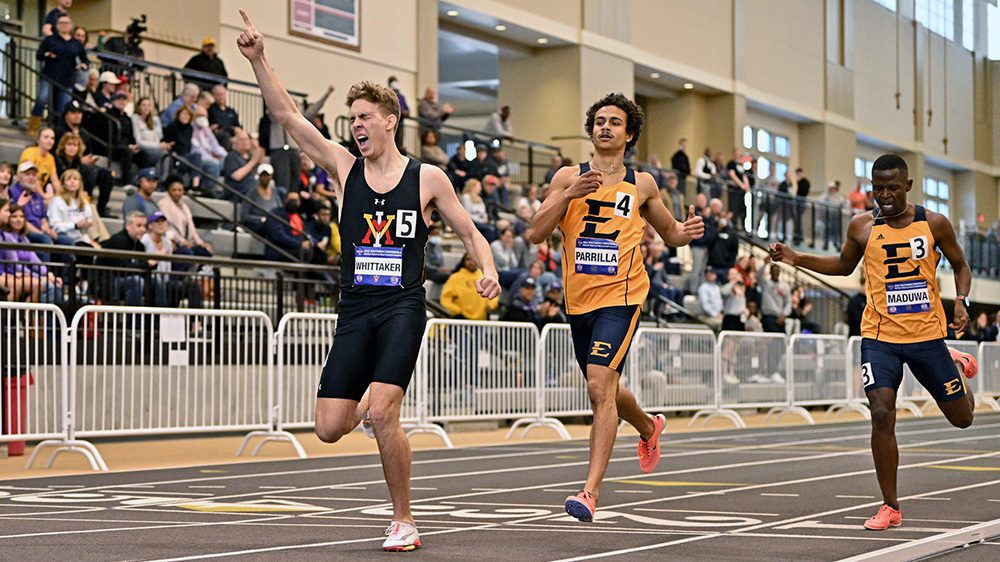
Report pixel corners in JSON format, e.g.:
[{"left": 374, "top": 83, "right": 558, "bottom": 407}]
[
  {"left": 502, "top": 275, "right": 541, "bottom": 325},
  {"left": 468, "top": 144, "right": 496, "bottom": 181},
  {"left": 141, "top": 210, "right": 205, "bottom": 309},
  {"left": 240, "top": 162, "right": 282, "bottom": 232},
  {"left": 92, "top": 70, "right": 121, "bottom": 109},
  {"left": 121, "top": 167, "right": 159, "bottom": 218},
  {"left": 105, "top": 89, "right": 142, "bottom": 182},
  {"left": 539, "top": 282, "right": 567, "bottom": 326},
  {"left": 222, "top": 129, "right": 264, "bottom": 198},
  {"left": 96, "top": 210, "right": 147, "bottom": 305},
  {"left": 10, "top": 161, "right": 58, "bottom": 255},
  {"left": 30, "top": 13, "right": 87, "bottom": 137},
  {"left": 184, "top": 36, "right": 228, "bottom": 90}
]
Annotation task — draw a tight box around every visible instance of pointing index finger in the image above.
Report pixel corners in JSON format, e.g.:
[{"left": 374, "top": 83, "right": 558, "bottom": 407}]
[{"left": 239, "top": 9, "right": 256, "bottom": 31}]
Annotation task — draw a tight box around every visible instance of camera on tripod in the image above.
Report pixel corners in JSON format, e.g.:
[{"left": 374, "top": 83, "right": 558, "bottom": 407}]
[
  {"left": 125, "top": 14, "right": 147, "bottom": 48},
  {"left": 98, "top": 13, "right": 147, "bottom": 78}
]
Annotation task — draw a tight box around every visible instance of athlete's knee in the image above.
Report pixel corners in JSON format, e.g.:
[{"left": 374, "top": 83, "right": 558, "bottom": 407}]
[
  {"left": 314, "top": 423, "right": 350, "bottom": 443},
  {"left": 367, "top": 404, "right": 401, "bottom": 431},
  {"left": 947, "top": 408, "right": 974, "bottom": 429},
  {"left": 869, "top": 404, "right": 896, "bottom": 432},
  {"left": 586, "top": 374, "right": 617, "bottom": 405}
]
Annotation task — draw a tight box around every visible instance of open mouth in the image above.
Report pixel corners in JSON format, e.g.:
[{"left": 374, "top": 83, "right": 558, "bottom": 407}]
[{"left": 355, "top": 133, "right": 370, "bottom": 151}]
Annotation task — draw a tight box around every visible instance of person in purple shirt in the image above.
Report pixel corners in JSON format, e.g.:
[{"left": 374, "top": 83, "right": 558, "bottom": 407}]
[
  {"left": 0, "top": 205, "right": 62, "bottom": 302},
  {"left": 9, "top": 161, "right": 63, "bottom": 261}
]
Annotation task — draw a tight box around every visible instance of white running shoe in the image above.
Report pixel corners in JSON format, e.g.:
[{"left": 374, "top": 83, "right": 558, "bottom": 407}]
[
  {"left": 383, "top": 520, "right": 421, "bottom": 552},
  {"left": 361, "top": 410, "right": 375, "bottom": 439}
]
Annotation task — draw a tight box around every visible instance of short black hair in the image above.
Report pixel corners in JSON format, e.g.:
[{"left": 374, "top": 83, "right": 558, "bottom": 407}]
[
  {"left": 164, "top": 174, "right": 184, "bottom": 188},
  {"left": 872, "top": 154, "right": 909, "bottom": 177},
  {"left": 584, "top": 93, "right": 644, "bottom": 153}
]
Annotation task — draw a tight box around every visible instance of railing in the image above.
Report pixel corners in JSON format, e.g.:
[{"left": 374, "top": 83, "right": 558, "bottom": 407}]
[{"left": 6, "top": 307, "right": 1000, "bottom": 471}]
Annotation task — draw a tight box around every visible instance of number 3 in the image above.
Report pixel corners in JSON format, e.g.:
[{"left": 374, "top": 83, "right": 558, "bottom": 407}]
[
  {"left": 861, "top": 362, "right": 875, "bottom": 388},
  {"left": 910, "top": 236, "right": 928, "bottom": 260}
]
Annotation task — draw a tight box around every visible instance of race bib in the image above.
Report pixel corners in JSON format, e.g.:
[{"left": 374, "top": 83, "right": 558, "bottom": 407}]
[
  {"left": 574, "top": 238, "right": 618, "bottom": 275},
  {"left": 885, "top": 279, "right": 931, "bottom": 314},
  {"left": 354, "top": 246, "right": 403, "bottom": 286}
]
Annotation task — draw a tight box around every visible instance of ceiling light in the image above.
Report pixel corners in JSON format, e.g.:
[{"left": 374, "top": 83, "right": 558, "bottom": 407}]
[
  {"left": 537, "top": 37, "right": 549, "bottom": 45},
  {"left": 446, "top": 10, "right": 458, "bottom": 16},
  {"left": 683, "top": 82, "right": 695, "bottom": 90},
  {"left": 495, "top": 24, "right": 507, "bottom": 31},
  {"left": 650, "top": 72, "right": 660, "bottom": 79}
]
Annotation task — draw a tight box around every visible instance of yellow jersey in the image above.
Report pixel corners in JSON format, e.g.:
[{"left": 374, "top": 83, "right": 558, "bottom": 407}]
[
  {"left": 559, "top": 164, "right": 649, "bottom": 315},
  {"left": 861, "top": 205, "right": 947, "bottom": 343}
]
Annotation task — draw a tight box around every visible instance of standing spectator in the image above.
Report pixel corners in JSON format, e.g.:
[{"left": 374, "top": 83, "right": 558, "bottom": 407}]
[
  {"left": 707, "top": 213, "right": 738, "bottom": 280},
  {"left": 95, "top": 211, "right": 147, "bottom": 305},
  {"left": 241, "top": 163, "right": 282, "bottom": 230},
  {"left": 131, "top": 96, "right": 172, "bottom": 168},
  {"left": 776, "top": 170, "right": 797, "bottom": 242},
  {"left": 848, "top": 180, "right": 869, "bottom": 214},
  {"left": 819, "top": 180, "right": 847, "bottom": 250},
  {"left": 31, "top": 14, "right": 86, "bottom": 136},
  {"left": 161, "top": 83, "right": 200, "bottom": 125},
  {"left": 984, "top": 312, "right": 1000, "bottom": 342},
  {"left": 54, "top": 129, "right": 113, "bottom": 217},
  {"left": 687, "top": 192, "right": 714, "bottom": 292},
  {"left": 388, "top": 76, "right": 409, "bottom": 151},
  {"left": 41, "top": 0, "right": 72, "bottom": 36},
  {"left": 258, "top": 85, "right": 334, "bottom": 193},
  {"left": 10, "top": 161, "right": 58, "bottom": 250},
  {"left": 208, "top": 84, "right": 241, "bottom": 149},
  {"left": 671, "top": 137, "right": 691, "bottom": 181},
  {"left": 121, "top": 167, "right": 159, "bottom": 217},
  {"left": 544, "top": 154, "right": 562, "bottom": 185},
  {"left": 759, "top": 262, "right": 792, "bottom": 333},
  {"left": 191, "top": 105, "right": 227, "bottom": 191},
  {"left": 183, "top": 37, "right": 228, "bottom": 87},
  {"left": 697, "top": 268, "right": 723, "bottom": 328},
  {"left": 790, "top": 286, "right": 821, "bottom": 334},
  {"left": 417, "top": 86, "right": 453, "bottom": 132},
  {"left": 20, "top": 127, "right": 61, "bottom": 192},
  {"left": 221, "top": 129, "right": 263, "bottom": 198},
  {"left": 491, "top": 226, "right": 522, "bottom": 287},
  {"left": 661, "top": 171, "right": 684, "bottom": 219},
  {"left": 694, "top": 147, "right": 718, "bottom": 196},
  {"left": 721, "top": 267, "right": 747, "bottom": 332},
  {"left": 419, "top": 130, "right": 449, "bottom": 170},
  {"left": 441, "top": 253, "right": 499, "bottom": 320},
  {"left": 725, "top": 148, "right": 750, "bottom": 230},
  {"left": 483, "top": 105, "right": 512, "bottom": 140},
  {"left": 846, "top": 279, "right": 866, "bottom": 337},
  {"left": 503, "top": 276, "right": 541, "bottom": 325},
  {"left": 791, "top": 167, "right": 811, "bottom": 244},
  {"left": 47, "top": 169, "right": 99, "bottom": 249},
  {"left": 158, "top": 175, "right": 212, "bottom": 258},
  {"left": 0, "top": 205, "right": 62, "bottom": 303}
]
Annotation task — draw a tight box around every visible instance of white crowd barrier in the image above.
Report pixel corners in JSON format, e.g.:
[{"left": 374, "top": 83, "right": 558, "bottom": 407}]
[
  {"left": 977, "top": 342, "right": 1000, "bottom": 411},
  {"left": 627, "top": 328, "right": 717, "bottom": 417},
  {"left": 835, "top": 336, "right": 872, "bottom": 420}
]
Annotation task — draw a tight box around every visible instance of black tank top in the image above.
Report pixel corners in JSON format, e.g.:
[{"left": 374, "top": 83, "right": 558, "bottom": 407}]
[{"left": 339, "top": 156, "right": 428, "bottom": 301}]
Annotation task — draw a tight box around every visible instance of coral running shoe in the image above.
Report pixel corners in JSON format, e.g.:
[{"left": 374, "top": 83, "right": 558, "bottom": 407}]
[
  {"left": 863, "top": 504, "right": 902, "bottom": 530},
  {"left": 949, "top": 348, "right": 978, "bottom": 379},
  {"left": 564, "top": 491, "right": 597, "bottom": 522},
  {"left": 638, "top": 414, "right": 667, "bottom": 473},
  {"left": 383, "top": 521, "right": 421, "bottom": 552}
]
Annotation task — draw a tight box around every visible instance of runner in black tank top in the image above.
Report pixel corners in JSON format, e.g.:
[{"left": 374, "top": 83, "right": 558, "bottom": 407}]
[{"left": 239, "top": 11, "right": 501, "bottom": 551}]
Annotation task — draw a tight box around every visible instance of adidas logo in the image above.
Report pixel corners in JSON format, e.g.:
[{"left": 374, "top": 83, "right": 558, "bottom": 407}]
[{"left": 876, "top": 233, "right": 885, "bottom": 240}]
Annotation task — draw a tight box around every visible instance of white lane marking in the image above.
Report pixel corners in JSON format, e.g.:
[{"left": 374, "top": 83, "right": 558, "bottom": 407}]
[
  {"left": 48, "top": 485, "right": 85, "bottom": 489},
  {"left": 909, "top": 497, "right": 951, "bottom": 501},
  {"left": 988, "top": 499, "right": 1000, "bottom": 502},
  {"left": 836, "top": 495, "right": 875, "bottom": 499},
  {"left": 471, "top": 488, "right": 508, "bottom": 492},
  {"left": 686, "top": 491, "right": 724, "bottom": 495},
  {"left": 188, "top": 486, "right": 226, "bottom": 490},
  {"left": 256, "top": 486, "right": 296, "bottom": 490},
  {"left": 775, "top": 520, "right": 953, "bottom": 532},
  {"left": 121, "top": 485, "right": 155, "bottom": 489},
  {"left": 324, "top": 486, "right": 367, "bottom": 491},
  {"left": 760, "top": 493, "right": 799, "bottom": 497},
  {"left": 613, "top": 490, "right": 652, "bottom": 494},
  {"left": 843, "top": 516, "right": 985, "bottom": 524},
  {"left": 262, "top": 496, "right": 386, "bottom": 502},
  {"left": 0, "top": 486, "right": 52, "bottom": 491},
  {"left": 106, "top": 491, "right": 215, "bottom": 497},
  {"left": 634, "top": 508, "right": 780, "bottom": 517},
  {"left": 410, "top": 487, "right": 437, "bottom": 491}
]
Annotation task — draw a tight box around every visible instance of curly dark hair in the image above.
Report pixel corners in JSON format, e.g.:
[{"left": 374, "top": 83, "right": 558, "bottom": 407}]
[{"left": 584, "top": 93, "right": 644, "bottom": 153}]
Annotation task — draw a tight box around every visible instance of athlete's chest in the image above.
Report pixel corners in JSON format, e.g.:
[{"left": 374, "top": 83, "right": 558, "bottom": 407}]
[
  {"left": 865, "top": 222, "right": 936, "bottom": 284},
  {"left": 565, "top": 183, "right": 641, "bottom": 240}
]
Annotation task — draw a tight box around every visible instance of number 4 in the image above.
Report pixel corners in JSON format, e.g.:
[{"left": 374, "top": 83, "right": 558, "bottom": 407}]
[{"left": 615, "top": 192, "right": 633, "bottom": 218}]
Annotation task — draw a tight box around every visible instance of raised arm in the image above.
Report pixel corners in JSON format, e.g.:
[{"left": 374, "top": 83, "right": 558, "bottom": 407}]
[
  {"left": 423, "top": 165, "right": 501, "bottom": 299},
  {"left": 236, "top": 10, "right": 353, "bottom": 180},
  {"left": 930, "top": 212, "right": 972, "bottom": 333},
  {"left": 636, "top": 172, "right": 704, "bottom": 247},
  {"left": 770, "top": 212, "right": 867, "bottom": 276},
  {"left": 528, "top": 166, "right": 602, "bottom": 244}
]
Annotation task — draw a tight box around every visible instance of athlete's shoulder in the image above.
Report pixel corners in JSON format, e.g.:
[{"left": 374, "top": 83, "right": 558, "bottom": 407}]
[
  {"left": 418, "top": 161, "right": 451, "bottom": 187},
  {"left": 924, "top": 207, "right": 957, "bottom": 241},
  {"left": 550, "top": 165, "right": 579, "bottom": 183}
]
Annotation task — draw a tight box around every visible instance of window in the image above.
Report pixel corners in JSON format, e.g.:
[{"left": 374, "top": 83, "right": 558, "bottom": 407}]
[
  {"left": 757, "top": 157, "right": 771, "bottom": 180},
  {"left": 871, "top": 0, "right": 896, "bottom": 11},
  {"left": 756, "top": 130, "right": 771, "bottom": 153},
  {"left": 774, "top": 136, "right": 790, "bottom": 158},
  {"left": 916, "top": 0, "right": 955, "bottom": 41},
  {"left": 743, "top": 126, "right": 753, "bottom": 150},
  {"left": 962, "top": 0, "right": 974, "bottom": 51},
  {"left": 924, "top": 177, "right": 951, "bottom": 218},
  {"left": 743, "top": 125, "right": 789, "bottom": 182},
  {"left": 990, "top": 2, "right": 1000, "bottom": 60},
  {"left": 855, "top": 157, "right": 876, "bottom": 181},
  {"left": 775, "top": 162, "right": 789, "bottom": 181}
]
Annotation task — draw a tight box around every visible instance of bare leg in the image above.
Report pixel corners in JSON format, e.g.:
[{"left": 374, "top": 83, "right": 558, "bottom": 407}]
[
  {"left": 368, "top": 382, "right": 413, "bottom": 525},
  {"left": 583, "top": 365, "right": 628, "bottom": 500},
  {"left": 867, "top": 388, "right": 899, "bottom": 509},
  {"left": 314, "top": 397, "right": 361, "bottom": 443},
  {"left": 616, "top": 384, "right": 654, "bottom": 439}
]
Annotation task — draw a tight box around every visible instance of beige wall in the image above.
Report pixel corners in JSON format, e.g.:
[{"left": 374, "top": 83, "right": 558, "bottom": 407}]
[
  {"left": 628, "top": 0, "right": 733, "bottom": 80},
  {"left": 642, "top": 93, "right": 709, "bottom": 172},
  {"left": 746, "top": 108, "right": 800, "bottom": 166}
]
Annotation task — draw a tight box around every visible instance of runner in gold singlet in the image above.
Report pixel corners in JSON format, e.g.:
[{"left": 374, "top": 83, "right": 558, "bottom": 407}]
[
  {"left": 770, "top": 154, "right": 979, "bottom": 532},
  {"left": 530, "top": 93, "right": 705, "bottom": 522}
]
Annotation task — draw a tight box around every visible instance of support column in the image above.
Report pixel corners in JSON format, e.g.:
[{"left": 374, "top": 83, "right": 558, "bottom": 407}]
[
  {"left": 415, "top": 0, "right": 439, "bottom": 99},
  {"left": 706, "top": 93, "right": 746, "bottom": 162},
  {"left": 799, "top": 122, "right": 856, "bottom": 189}
]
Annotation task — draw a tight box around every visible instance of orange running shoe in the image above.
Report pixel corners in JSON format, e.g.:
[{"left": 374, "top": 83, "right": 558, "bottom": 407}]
[
  {"left": 949, "top": 348, "right": 978, "bottom": 379},
  {"left": 638, "top": 413, "right": 667, "bottom": 474},
  {"left": 864, "top": 504, "right": 902, "bottom": 530},
  {"left": 564, "top": 491, "right": 597, "bottom": 522}
]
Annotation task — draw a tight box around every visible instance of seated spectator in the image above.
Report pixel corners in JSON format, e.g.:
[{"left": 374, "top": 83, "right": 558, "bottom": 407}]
[
  {"left": 645, "top": 237, "right": 684, "bottom": 315},
  {"left": 516, "top": 184, "right": 541, "bottom": 216},
  {"left": 502, "top": 276, "right": 540, "bottom": 325},
  {"left": 0, "top": 205, "right": 62, "bottom": 303},
  {"left": 91, "top": 70, "right": 119, "bottom": 110},
  {"left": 539, "top": 282, "right": 568, "bottom": 327},
  {"left": 744, "top": 300, "right": 763, "bottom": 332},
  {"left": 55, "top": 130, "right": 113, "bottom": 217},
  {"left": 222, "top": 129, "right": 264, "bottom": 199},
  {"left": 0, "top": 198, "right": 9, "bottom": 299},
  {"left": 241, "top": 164, "right": 282, "bottom": 231},
  {"left": 491, "top": 226, "right": 522, "bottom": 288},
  {"left": 47, "top": 169, "right": 101, "bottom": 250},
  {"left": 441, "top": 253, "right": 499, "bottom": 320},
  {"left": 468, "top": 144, "right": 497, "bottom": 180},
  {"left": 790, "top": 286, "right": 821, "bottom": 334},
  {"left": 460, "top": 178, "right": 496, "bottom": 242},
  {"left": 122, "top": 167, "right": 159, "bottom": 218},
  {"left": 162, "top": 105, "right": 206, "bottom": 185},
  {"left": 513, "top": 226, "right": 538, "bottom": 270},
  {"left": 417, "top": 86, "right": 453, "bottom": 132},
  {"left": 161, "top": 83, "right": 200, "bottom": 125},
  {"left": 196, "top": 90, "right": 214, "bottom": 113},
  {"left": 9, "top": 161, "right": 58, "bottom": 255},
  {"left": 259, "top": 191, "right": 311, "bottom": 262},
  {"left": 482, "top": 175, "right": 513, "bottom": 221},
  {"left": 487, "top": 147, "right": 510, "bottom": 179},
  {"left": 98, "top": 91, "right": 141, "bottom": 182},
  {"left": 259, "top": 85, "right": 334, "bottom": 193},
  {"left": 299, "top": 152, "right": 337, "bottom": 209},
  {"left": 208, "top": 84, "right": 241, "bottom": 149},
  {"left": 0, "top": 162, "right": 12, "bottom": 202},
  {"left": 304, "top": 204, "right": 341, "bottom": 266},
  {"left": 446, "top": 145, "right": 470, "bottom": 190},
  {"left": 758, "top": 261, "right": 792, "bottom": 333},
  {"left": 191, "top": 105, "right": 227, "bottom": 193},
  {"left": 697, "top": 268, "right": 723, "bottom": 328},
  {"left": 158, "top": 175, "right": 213, "bottom": 258},
  {"left": 423, "top": 223, "right": 450, "bottom": 284},
  {"left": 20, "top": 128, "right": 61, "bottom": 193},
  {"left": 544, "top": 155, "right": 562, "bottom": 186},
  {"left": 420, "top": 130, "right": 448, "bottom": 171},
  {"left": 77, "top": 67, "right": 99, "bottom": 108},
  {"left": 142, "top": 211, "right": 204, "bottom": 309},
  {"left": 131, "top": 96, "right": 172, "bottom": 168},
  {"left": 96, "top": 211, "right": 147, "bottom": 305},
  {"left": 509, "top": 259, "right": 558, "bottom": 305}
]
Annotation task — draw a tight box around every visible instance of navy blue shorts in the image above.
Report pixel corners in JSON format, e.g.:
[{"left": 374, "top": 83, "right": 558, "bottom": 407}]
[
  {"left": 860, "top": 338, "right": 967, "bottom": 403},
  {"left": 568, "top": 305, "right": 642, "bottom": 376}
]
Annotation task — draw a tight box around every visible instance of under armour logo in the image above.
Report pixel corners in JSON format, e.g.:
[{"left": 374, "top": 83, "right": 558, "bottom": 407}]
[{"left": 374, "top": 198, "right": 386, "bottom": 206}]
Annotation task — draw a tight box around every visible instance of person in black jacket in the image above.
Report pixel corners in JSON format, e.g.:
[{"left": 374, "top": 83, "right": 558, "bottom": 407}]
[
  {"left": 163, "top": 105, "right": 210, "bottom": 183},
  {"left": 502, "top": 276, "right": 542, "bottom": 326},
  {"left": 30, "top": 14, "right": 87, "bottom": 136},
  {"left": 96, "top": 211, "right": 148, "bottom": 304},
  {"left": 707, "top": 213, "right": 739, "bottom": 280},
  {"left": 260, "top": 192, "right": 311, "bottom": 262},
  {"left": 183, "top": 38, "right": 228, "bottom": 89},
  {"left": 846, "top": 280, "right": 866, "bottom": 337},
  {"left": 670, "top": 138, "right": 691, "bottom": 180}
]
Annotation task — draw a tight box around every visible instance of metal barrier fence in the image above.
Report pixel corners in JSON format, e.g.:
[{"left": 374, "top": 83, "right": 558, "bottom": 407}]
[
  {"left": 977, "top": 342, "right": 1000, "bottom": 411},
  {"left": 898, "top": 340, "right": 980, "bottom": 416},
  {"left": 781, "top": 334, "right": 851, "bottom": 424},
  {"left": 627, "top": 328, "right": 717, "bottom": 415}
]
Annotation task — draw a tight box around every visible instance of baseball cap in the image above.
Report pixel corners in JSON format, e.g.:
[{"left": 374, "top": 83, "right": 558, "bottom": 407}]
[
  {"left": 17, "top": 161, "right": 37, "bottom": 173},
  {"left": 484, "top": 174, "right": 500, "bottom": 186},
  {"left": 98, "top": 71, "right": 121, "bottom": 85},
  {"left": 136, "top": 167, "right": 158, "bottom": 181},
  {"left": 202, "top": 37, "right": 217, "bottom": 47},
  {"left": 521, "top": 277, "right": 537, "bottom": 288},
  {"left": 63, "top": 100, "right": 83, "bottom": 115},
  {"left": 112, "top": 91, "right": 129, "bottom": 100},
  {"left": 256, "top": 163, "right": 274, "bottom": 176},
  {"left": 547, "top": 282, "right": 563, "bottom": 291},
  {"left": 148, "top": 211, "right": 167, "bottom": 222}
]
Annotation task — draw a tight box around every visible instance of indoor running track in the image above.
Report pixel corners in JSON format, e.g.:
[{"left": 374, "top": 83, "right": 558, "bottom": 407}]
[{"left": 2, "top": 415, "right": 1000, "bottom": 561}]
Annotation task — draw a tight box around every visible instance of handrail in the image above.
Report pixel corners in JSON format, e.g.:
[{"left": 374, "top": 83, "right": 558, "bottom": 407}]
[
  {"left": 739, "top": 235, "right": 852, "bottom": 300},
  {"left": 651, "top": 294, "right": 716, "bottom": 331},
  {"left": 335, "top": 114, "right": 562, "bottom": 153}
]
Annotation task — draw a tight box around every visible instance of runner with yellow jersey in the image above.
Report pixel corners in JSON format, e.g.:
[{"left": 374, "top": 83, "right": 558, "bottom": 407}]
[
  {"left": 530, "top": 93, "right": 704, "bottom": 522},
  {"left": 769, "top": 154, "right": 979, "bottom": 532}
]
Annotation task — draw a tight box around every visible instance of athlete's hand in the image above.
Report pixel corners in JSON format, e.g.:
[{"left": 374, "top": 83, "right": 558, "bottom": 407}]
[
  {"left": 681, "top": 205, "right": 705, "bottom": 241},
  {"left": 769, "top": 242, "right": 797, "bottom": 266},
  {"left": 949, "top": 303, "right": 969, "bottom": 334},
  {"left": 476, "top": 273, "right": 501, "bottom": 300},
  {"left": 564, "top": 169, "right": 602, "bottom": 200},
  {"left": 237, "top": 10, "right": 265, "bottom": 62}
]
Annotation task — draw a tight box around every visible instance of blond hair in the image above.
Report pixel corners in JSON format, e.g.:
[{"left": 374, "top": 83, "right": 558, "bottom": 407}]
[
  {"left": 345, "top": 81, "right": 401, "bottom": 125},
  {"left": 461, "top": 178, "right": 482, "bottom": 203},
  {"left": 58, "top": 169, "right": 90, "bottom": 206}
]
